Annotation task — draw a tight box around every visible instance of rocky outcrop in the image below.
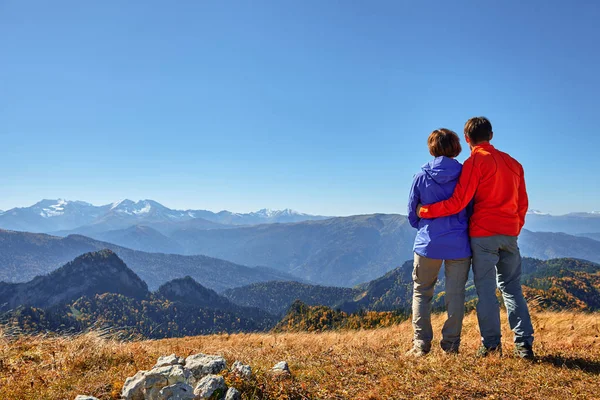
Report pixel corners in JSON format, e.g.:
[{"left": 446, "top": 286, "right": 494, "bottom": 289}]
[
  {"left": 144, "top": 365, "right": 190, "bottom": 399},
  {"left": 119, "top": 353, "right": 266, "bottom": 400}
]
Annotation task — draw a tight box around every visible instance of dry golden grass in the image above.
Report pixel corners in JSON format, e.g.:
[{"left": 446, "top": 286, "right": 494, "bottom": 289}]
[{"left": 1, "top": 311, "right": 599, "bottom": 400}]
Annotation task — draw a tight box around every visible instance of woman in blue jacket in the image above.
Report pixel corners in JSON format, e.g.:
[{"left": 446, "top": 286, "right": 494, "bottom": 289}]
[{"left": 406, "top": 128, "right": 472, "bottom": 356}]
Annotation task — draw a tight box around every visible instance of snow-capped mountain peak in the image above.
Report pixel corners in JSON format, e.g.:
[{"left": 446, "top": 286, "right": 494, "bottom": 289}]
[
  {"left": 107, "top": 199, "right": 189, "bottom": 220},
  {"left": 39, "top": 199, "right": 69, "bottom": 218},
  {"left": 253, "top": 208, "right": 276, "bottom": 217},
  {"left": 110, "top": 199, "right": 150, "bottom": 215},
  {"left": 0, "top": 199, "right": 329, "bottom": 233},
  {"left": 10, "top": 199, "right": 104, "bottom": 223},
  {"left": 252, "top": 208, "right": 304, "bottom": 218},
  {"left": 527, "top": 209, "right": 550, "bottom": 216}
]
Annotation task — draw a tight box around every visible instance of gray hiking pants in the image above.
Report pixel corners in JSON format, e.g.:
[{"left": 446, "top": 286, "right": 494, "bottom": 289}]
[
  {"left": 411, "top": 253, "right": 471, "bottom": 352},
  {"left": 471, "top": 235, "right": 534, "bottom": 348}
]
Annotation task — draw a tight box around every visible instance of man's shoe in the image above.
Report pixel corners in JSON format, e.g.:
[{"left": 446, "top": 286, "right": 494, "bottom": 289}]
[
  {"left": 514, "top": 343, "right": 535, "bottom": 360},
  {"left": 476, "top": 344, "right": 503, "bottom": 358},
  {"left": 405, "top": 346, "right": 429, "bottom": 358},
  {"left": 441, "top": 344, "right": 460, "bottom": 355},
  {"left": 442, "top": 348, "right": 459, "bottom": 355}
]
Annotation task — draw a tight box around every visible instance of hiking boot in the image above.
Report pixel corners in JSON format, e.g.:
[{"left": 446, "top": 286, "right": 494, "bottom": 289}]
[
  {"left": 442, "top": 347, "right": 459, "bottom": 355},
  {"left": 476, "top": 344, "right": 503, "bottom": 358},
  {"left": 514, "top": 343, "right": 535, "bottom": 360},
  {"left": 440, "top": 341, "right": 460, "bottom": 355},
  {"left": 405, "top": 346, "right": 430, "bottom": 358}
]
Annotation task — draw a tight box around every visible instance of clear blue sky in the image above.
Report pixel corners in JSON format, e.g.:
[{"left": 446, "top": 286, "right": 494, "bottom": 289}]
[{"left": 1, "top": 1, "right": 599, "bottom": 215}]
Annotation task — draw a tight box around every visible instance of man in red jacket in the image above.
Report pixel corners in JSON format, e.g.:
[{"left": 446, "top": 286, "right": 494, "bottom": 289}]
[{"left": 418, "top": 117, "right": 534, "bottom": 359}]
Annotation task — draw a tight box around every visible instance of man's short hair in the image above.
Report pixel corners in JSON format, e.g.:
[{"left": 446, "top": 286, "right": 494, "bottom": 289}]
[
  {"left": 464, "top": 117, "right": 493, "bottom": 144},
  {"left": 427, "top": 128, "right": 462, "bottom": 158}
]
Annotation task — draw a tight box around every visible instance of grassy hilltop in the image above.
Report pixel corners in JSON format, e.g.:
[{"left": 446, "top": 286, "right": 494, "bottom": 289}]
[{"left": 1, "top": 311, "right": 599, "bottom": 400}]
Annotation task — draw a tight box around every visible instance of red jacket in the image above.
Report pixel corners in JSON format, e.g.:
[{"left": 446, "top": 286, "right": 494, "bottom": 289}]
[{"left": 419, "top": 143, "right": 528, "bottom": 237}]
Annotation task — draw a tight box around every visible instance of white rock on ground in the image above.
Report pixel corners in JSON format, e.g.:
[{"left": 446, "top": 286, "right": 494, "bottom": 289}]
[
  {"left": 231, "top": 361, "right": 252, "bottom": 379},
  {"left": 144, "top": 365, "right": 189, "bottom": 400},
  {"left": 185, "top": 354, "right": 226, "bottom": 384},
  {"left": 154, "top": 353, "right": 185, "bottom": 368},
  {"left": 121, "top": 370, "right": 147, "bottom": 400},
  {"left": 158, "top": 382, "right": 196, "bottom": 400},
  {"left": 122, "top": 354, "right": 241, "bottom": 400},
  {"left": 74, "top": 396, "right": 100, "bottom": 400},
  {"left": 193, "top": 374, "right": 227, "bottom": 399},
  {"left": 270, "top": 361, "right": 291, "bottom": 375},
  {"left": 224, "top": 387, "right": 241, "bottom": 400}
]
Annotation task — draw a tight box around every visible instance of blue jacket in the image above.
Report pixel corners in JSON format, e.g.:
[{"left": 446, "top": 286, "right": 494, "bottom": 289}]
[{"left": 408, "top": 156, "right": 472, "bottom": 260}]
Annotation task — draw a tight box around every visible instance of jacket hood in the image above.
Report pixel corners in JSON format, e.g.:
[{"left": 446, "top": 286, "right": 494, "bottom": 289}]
[{"left": 421, "top": 156, "right": 462, "bottom": 184}]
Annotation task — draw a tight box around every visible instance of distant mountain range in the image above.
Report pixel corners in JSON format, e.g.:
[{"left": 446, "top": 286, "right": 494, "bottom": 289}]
[
  {"left": 4, "top": 200, "right": 600, "bottom": 238},
  {"left": 3, "top": 214, "right": 600, "bottom": 288},
  {"left": 518, "top": 230, "right": 600, "bottom": 262},
  {"left": 152, "top": 216, "right": 600, "bottom": 286},
  {"left": 2, "top": 199, "right": 600, "bottom": 289},
  {"left": 525, "top": 210, "right": 600, "bottom": 234},
  {"left": 0, "top": 229, "right": 299, "bottom": 291},
  {"left": 171, "top": 214, "right": 417, "bottom": 286},
  {"left": 0, "top": 199, "right": 329, "bottom": 234}
]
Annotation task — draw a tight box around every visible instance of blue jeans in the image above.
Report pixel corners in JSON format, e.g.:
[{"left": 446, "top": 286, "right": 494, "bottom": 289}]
[{"left": 471, "top": 235, "right": 534, "bottom": 348}]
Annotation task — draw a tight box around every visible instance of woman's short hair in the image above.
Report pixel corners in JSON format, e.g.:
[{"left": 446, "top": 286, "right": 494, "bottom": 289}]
[{"left": 428, "top": 128, "right": 462, "bottom": 158}]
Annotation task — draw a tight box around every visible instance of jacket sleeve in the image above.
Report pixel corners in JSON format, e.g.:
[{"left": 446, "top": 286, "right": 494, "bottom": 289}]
[
  {"left": 517, "top": 165, "right": 528, "bottom": 232},
  {"left": 419, "top": 156, "right": 481, "bottom": 219},
  {"left": 407, "top": 175, "right": 421, "bottom": 229}
]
